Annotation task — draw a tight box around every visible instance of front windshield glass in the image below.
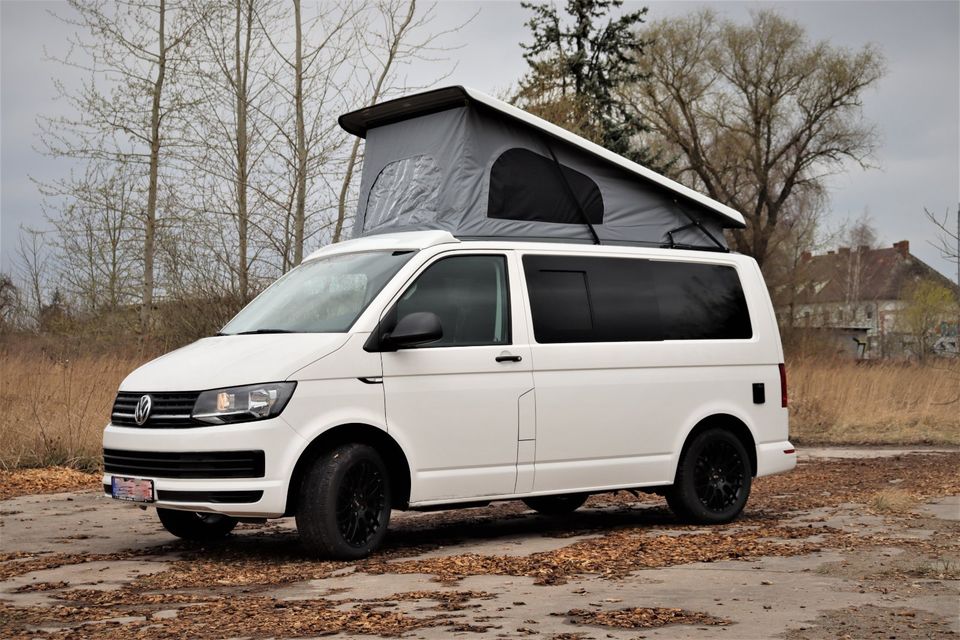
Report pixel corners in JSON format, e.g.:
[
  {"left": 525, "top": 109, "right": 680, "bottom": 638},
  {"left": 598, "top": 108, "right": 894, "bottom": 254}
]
[{"left": 220, "top": 250, "right": 414, "bottom": 335}]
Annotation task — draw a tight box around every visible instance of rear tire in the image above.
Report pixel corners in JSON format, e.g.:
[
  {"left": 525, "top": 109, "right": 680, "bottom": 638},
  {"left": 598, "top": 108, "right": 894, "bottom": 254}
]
[
  {"left": 156, "top": 508, "right": 237, "bottom": 541},
  {"left": 666, "top": 428, "right": 751, "bottom": 524},
  {"left": 296, "top": 443, "right": 391, "bottom": 559},
  {"left": 523, "top": 493, "right": 588, "bottom": 515}
]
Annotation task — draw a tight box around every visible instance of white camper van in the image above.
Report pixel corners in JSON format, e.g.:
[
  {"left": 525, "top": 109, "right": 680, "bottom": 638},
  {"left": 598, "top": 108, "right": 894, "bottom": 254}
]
[{"left": 103, "top": 88, "right": 796, "bottom": 559}]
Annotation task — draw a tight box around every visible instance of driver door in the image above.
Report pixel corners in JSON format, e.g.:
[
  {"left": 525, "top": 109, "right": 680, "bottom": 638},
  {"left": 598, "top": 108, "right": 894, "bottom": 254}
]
[{"left": 379, "top": 252, "right": 533, "bottom": 503}]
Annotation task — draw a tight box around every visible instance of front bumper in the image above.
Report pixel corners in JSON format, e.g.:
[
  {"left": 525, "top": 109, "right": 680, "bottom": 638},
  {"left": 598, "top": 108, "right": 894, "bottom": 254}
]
[{"left": 102, "top": 415, "right": 306, "bottom": 518}]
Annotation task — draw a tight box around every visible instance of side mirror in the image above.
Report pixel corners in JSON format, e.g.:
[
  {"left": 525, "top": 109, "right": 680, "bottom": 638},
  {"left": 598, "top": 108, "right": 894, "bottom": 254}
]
[{"left": 383, "top": 312, "right": 443, "bottom": 350}]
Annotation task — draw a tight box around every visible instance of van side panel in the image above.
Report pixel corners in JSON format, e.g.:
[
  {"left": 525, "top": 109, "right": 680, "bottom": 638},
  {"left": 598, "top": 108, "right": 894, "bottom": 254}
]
[{"left": 520, "top": 251, "right": 789, "bottom": 492}]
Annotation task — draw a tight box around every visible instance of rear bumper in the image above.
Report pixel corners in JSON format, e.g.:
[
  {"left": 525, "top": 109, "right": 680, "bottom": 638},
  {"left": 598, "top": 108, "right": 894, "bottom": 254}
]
[
  {"left": 102, "top": 416, "right": 306, "bottom": 518},
  {"left": 755, "top": 440, "right": 797, "bottom": 477}
]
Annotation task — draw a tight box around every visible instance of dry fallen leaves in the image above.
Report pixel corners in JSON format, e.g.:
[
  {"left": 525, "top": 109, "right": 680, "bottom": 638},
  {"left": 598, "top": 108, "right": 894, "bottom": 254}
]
[
  {"left": 1, "top": 453, "right": 958, "bottom": 639},
  {"left": 0, "top": 467, "right": 100, "bottom": 500},
  {"left": 560, "top": 606, "right": 730, "bottom": 629}
]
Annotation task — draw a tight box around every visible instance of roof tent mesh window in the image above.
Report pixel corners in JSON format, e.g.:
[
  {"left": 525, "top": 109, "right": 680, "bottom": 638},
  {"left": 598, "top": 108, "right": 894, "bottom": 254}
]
[
  {"left": 364, "top": 154, "right": 441, "bottom": 232},
  {"left": 487, "top": 148, "right": 604, "bottom": 225}
]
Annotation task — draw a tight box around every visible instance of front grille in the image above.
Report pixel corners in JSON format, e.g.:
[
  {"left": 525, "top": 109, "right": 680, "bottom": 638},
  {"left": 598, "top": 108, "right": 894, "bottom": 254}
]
[
  {"left": 103, "top": 449, "right": 265, "bottom": 479},
  {"left": 111, "top": 391, "right": 201, "bottom": 428}
]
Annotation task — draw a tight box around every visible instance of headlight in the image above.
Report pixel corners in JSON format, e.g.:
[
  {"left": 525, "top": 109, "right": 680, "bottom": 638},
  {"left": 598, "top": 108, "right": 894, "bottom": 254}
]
[{"left": 192, "top": 382, "right": 296, "bottom": 424}]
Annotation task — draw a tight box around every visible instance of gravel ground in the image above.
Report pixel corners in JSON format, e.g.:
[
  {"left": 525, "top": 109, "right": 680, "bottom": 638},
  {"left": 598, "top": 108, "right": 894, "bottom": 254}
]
[{"left": 0, "top": 448, "right": 958, "bottom": 639}]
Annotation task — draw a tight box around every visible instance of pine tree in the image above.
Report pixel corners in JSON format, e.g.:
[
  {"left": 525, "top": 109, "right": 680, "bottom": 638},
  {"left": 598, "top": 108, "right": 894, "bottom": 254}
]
[{"left": 516, "top": 0, "right": 651, "bottom": 164}]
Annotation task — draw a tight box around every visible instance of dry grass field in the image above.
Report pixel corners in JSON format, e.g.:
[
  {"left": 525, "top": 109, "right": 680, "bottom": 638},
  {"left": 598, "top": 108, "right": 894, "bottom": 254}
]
[
  {"left": 787, "top": 357, "right": 960, "bottom": 446},
  {"left": 0, "top": 348, "right": 155, "bottom": 470},
  {"left": 1, "top": 347, "right": 957, "bottom": 471}
]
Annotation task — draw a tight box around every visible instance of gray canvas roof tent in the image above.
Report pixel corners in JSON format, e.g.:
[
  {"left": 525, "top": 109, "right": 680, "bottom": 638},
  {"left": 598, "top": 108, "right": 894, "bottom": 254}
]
[{"left": 339, "top": 86, "right": 745, "bottom": 250}]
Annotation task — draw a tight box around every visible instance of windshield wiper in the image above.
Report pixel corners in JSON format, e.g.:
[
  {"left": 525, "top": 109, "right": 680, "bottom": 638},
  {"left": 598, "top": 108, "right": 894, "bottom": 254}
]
[{"left": 218, "top": 329, "right": 297, "bottom": 336}]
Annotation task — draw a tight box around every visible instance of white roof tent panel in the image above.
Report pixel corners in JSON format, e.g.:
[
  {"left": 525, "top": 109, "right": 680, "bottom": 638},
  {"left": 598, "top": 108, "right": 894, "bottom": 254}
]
[{"left": 339, "top": 86, "right": 745, "bottom": 249}]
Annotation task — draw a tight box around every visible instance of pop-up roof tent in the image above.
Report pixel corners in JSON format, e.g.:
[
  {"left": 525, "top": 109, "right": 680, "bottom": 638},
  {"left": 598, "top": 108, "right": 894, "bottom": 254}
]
[{"left": 339, "top": 86, "right": 745, "bottom": 250}]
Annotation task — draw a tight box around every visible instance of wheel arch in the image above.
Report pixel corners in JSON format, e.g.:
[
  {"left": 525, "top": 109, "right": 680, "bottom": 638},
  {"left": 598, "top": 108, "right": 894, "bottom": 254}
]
[
  {"left": 677, "top": 413, "right": 758, "bottom": 478},
  {"left": 285, "top": 423, "right": 412, "bottom": 515}
]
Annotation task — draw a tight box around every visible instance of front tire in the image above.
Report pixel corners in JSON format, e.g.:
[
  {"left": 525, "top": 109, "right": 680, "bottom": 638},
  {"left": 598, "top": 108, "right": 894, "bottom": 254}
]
[
  {"left": 156, "top": 508, "right": 237, "bottom": 541},
  {"left": 666, "top": 428, "right": 751, "bottom": 524},
  {"left": 523, "top": 493, "right": 588, "bottom": 515},
  {"left": 296, "top": 443, "right": 391, "bottom": 559}
]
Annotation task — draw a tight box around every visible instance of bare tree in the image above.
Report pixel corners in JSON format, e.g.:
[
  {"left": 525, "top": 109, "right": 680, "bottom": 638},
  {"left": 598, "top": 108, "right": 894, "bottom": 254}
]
[
  {"left": 256, "top": 1, "right": 359, "bottom": 269},
  {"left": 0, "top": 274, "right": 19, "bottom": 332},
  {"left": 13, "top": 228, "right": 51, "bottom": 327},
  {"left": 183, "top": 0, "right": 279, "bottom": 302},
  {"left": 762, "top": 187, "right": 824, "bottom": 327},
  {"left": 333, "top": 0, "right": 470, "bottom": 243},
  {"left": 925, "top": 204, "right": 959, "bottom": 283},
  {"left": 630, "top": 10, "right": 885, "bottom": 266},
  {"left": 40, "top": 163, "right": 141, "bottom": 314},
  {"left": 40, "top": 0, "right": 204, "bottom": 332},
  {"left": 334, "top": 0, "right": 417, "bottom": 244}
]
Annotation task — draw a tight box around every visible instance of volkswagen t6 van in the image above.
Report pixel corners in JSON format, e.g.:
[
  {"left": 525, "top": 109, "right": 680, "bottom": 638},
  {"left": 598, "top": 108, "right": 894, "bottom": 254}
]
[{"left": 103, "top": 230, "right": 796, "bottom": 558}]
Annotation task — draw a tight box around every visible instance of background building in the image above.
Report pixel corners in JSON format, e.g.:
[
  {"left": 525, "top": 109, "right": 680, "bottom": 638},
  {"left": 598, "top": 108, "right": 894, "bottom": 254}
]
[{"left": 776, "top": 241, "right": 960, "bottom": 359}]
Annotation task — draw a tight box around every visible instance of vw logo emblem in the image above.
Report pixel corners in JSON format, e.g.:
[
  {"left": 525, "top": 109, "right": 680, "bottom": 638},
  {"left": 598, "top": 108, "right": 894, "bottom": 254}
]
[{"left": 134, "top": 395, "right": 152, "bottom": 426}]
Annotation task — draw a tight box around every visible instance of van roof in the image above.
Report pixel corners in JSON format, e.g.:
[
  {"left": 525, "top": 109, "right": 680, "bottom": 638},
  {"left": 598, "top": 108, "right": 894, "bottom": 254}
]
[
  {"left": 305, "top": 231, "right": 459, "bottom": 260},
  {"left": 305, "top": 231, "right": 753, "bottom": 265}
]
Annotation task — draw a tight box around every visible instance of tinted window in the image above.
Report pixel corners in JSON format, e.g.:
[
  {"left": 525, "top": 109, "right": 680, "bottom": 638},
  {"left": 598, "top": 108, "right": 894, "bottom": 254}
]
[
  {"left": 525, "top": 269, "right": 594, "bottom": 342},
  {"left": 396, "top": 255, "right": 510, "bottom": 347},
  {"left": 488, "top": 148, "right": 603, "bottom": 224},
  {"left": 651, "top": 261, "right": 752, "bottom": 340},
  {"left": 523, "top": 255, "right": 751, "bottom": 343}
]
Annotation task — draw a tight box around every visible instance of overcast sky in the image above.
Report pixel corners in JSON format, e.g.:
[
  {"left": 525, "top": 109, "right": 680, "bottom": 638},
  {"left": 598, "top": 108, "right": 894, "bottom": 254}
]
[{"left": 2, "top": 0, "right": 958, "bottom": 280}]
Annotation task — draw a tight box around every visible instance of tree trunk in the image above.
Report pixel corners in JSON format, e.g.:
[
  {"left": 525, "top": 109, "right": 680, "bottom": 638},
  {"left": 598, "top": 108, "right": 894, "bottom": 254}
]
[
  {"left": 235, "top": 0, "right": 251, "bottom": 301},
  {"left": 292, "top": 0, "right": 307, "bottom": 266},
  {"left": 142, "top": 0, "right": 167, "bottom": 334}
]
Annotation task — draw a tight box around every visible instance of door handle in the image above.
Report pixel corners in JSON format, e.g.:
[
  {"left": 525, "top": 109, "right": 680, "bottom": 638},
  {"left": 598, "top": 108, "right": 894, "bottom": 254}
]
[{"left": 495, "top": 354, "right": 522, "bottom": 363}]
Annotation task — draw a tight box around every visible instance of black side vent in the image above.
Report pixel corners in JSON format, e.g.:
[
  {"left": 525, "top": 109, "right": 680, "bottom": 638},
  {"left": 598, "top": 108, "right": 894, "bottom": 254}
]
[
  {"left": 111, "top": 392, "right": 201, "bottom": 428},
  {"left": 103, "top": 449, "right": 265, "bottom": 479}
]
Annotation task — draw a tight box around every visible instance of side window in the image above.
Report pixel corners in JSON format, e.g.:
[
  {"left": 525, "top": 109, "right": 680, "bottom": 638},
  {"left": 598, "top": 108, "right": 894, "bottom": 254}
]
[
  {"left": 523, "top": 255, "right": 752, "bottom": 343},
  {"left": 364, "top": 155, "right": 441, "bottom": 232},
  {"left": 396, "top": 255, "right": 510, "bottom": 347},
  {"left": 523, "top": 255, "right": 658, "bottom": 343},
  {"left": 651, "top": 261, "right": 752, "bottom": 340},
  {"left": 525, "top": 268, "right": 594, "bottom": 343}
]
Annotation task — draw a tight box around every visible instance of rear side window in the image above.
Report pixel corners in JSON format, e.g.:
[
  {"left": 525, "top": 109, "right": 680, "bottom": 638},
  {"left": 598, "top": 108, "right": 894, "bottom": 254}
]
[
  {"left": 651, "top": 261, "right": 752, "bottom": 340},
  {"left": 523, "top": 255, "right": 751, "bottom": 343}
]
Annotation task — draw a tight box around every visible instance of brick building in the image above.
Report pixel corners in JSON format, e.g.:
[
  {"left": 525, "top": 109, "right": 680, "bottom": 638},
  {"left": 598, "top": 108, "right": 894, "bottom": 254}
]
[{"left": 775, "top": 240, "right": 959, "bottom": 359}]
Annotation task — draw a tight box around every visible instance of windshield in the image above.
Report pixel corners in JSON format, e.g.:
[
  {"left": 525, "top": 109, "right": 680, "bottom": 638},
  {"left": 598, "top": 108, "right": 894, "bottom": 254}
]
[{"left": 219, "top": 250, "right": 414, "bottom": 335}]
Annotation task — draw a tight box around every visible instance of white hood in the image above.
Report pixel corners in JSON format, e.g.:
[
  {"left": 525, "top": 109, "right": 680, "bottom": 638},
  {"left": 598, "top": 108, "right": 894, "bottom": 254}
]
[{"left": 120, "top": 333, "right": 351, "bottom": 392}]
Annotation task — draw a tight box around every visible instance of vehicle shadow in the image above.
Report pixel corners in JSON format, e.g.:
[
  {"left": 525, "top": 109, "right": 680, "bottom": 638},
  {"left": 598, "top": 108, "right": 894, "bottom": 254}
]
[{"left": 153, "top": 500, "right": 709, "bottom": 565}]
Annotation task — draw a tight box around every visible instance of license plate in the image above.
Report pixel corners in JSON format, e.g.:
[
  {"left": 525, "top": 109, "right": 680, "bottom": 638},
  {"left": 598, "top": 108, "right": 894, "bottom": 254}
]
[{"left": 111, "top": 476, "right": 155, "bottom": 503}]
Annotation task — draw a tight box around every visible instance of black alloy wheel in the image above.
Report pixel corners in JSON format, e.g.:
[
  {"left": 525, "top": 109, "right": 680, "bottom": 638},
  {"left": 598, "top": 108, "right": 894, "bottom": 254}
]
[
  {"left": 296, "top": 443, "right": 392, "bottom": 559},
  {"left": 692, "top": 439, "right": 746, "bottom": 512},
  {"left": 335, "top": 459, "right": 387, "bottom": 548},
  {"left": 666, "top": 428, "right": 752, "bottom": 524}
]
